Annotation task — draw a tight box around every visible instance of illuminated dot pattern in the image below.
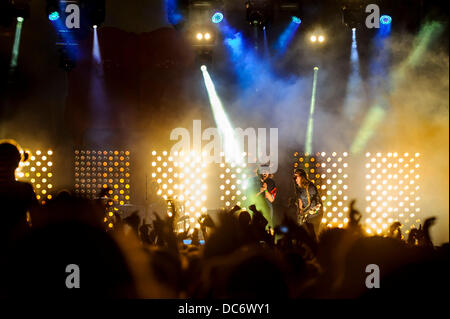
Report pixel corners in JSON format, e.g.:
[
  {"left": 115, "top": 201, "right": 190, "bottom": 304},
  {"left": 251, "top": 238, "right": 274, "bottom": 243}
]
[
  {"left": 364, "top": 152, "right": 421, "bottom": 236},
  {"left": 218, "top": 152, "right": 249, "bottom": 208},
  {"left": 16, "top": 149, "right": 54, "bottom": 205},
  {"left": 293, "top": 152, "right": 350, "bottom": 228},
  {"left": 150, "top": 150, "right": 207, "bottom": 232},
  {"left": 74, "top": 150, "right": 131, "bottom": 225}
]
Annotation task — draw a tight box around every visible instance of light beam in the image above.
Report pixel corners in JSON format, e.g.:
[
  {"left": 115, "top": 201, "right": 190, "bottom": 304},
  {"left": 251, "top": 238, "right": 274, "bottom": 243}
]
[
  {"left": 9, "top": 17, "right": 24, "bottom": 75},
  {"left": 92, "top": 26, "right": 102, "bottom": 64},
  {"left": 201, "top": 66, "right": 242, "bottom": 164},
  {"left": 305, "top": 67, "right": 319, "bottom": 154},
  {"left": 343, "top": 28, "right": 364, "bottom": 120},
  {"left": 274, "top": 20, "right": 300, "bottom": 56}
]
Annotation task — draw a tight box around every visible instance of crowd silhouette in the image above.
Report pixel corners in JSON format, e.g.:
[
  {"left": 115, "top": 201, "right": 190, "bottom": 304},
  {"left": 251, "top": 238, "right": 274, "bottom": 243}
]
[{"left": 0, "top": 141, "right": 448, "bottom": 299}]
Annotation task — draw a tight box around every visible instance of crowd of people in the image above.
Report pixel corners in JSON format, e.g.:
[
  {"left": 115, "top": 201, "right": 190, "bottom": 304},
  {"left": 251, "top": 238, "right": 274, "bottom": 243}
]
[{"left": 0, "top": 141, "right": 448, "bottom": 299}]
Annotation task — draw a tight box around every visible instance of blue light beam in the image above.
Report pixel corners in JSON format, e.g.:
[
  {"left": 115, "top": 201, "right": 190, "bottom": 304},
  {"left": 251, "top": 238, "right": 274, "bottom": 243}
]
[
  {"left": 274, "top": 20, "right": 301, "bottom": 56},
  {"left": 220, "top": 19, "right": 273, "bottom": 89},
  {"left": 92, "top": 26, "right": 102, "bottom": 64},
  {"left": 343, "top": 28, "right": 364, "bottom": 120}
]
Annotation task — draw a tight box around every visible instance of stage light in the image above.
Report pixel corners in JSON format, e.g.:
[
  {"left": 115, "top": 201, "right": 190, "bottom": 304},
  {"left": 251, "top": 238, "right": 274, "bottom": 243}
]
[
  {"left": 363, "top": 152, "right": 421, "bottom": 236},
  {"left": 193, "top": 29, "right": 215, "bottom": 46},
  {"left": 275, "top": 14, "right": 302, "bottom": 56},
  {"left": 292, "top": 16, "right": 301, "bottom": 24},
  {"left": 318, "top": 35, "right": 325, "bottom": 42},
  {"left": 343, "top": 26, "right": 362, "bottom": 120},
  {"left": 74, "top": 150, "right": 131, "bottom": 224},
  {"left": 201, "top": 65, "right": 242, "bottom": 165},
  {"left": 200, "top": 65, "right": 207, "bottom": 71},
  {"left": 151, "top": 151, "right": 208, "bottom": 232},
  {"left": 17, "top": 149, "right": 55, "bottom": 205},
  {"left": 9, "top": 14, "right": 24, "bottom": 75},
  {"left": 293, "top": 152, "right": 350, "bottom": 228},
  {"left": 218, "top": 153, "right": 248, "bottom": 208},
  {"left": 212, "top": 12, "right": 224, "bottom": 24},
  {"left": 48, "top": 11, "right": 60, "bottom": 21},
  {"left": 305, "top": 66, "right": 319, "bottom": 154},
  {"left": 310, "top": 35, "right": 317, "bottom": 42},
  {"left": 380, "top": 15, "right": 392, "bottom": 25},
  {"left": 46, "top": 0, "right": 60, "bottom": 22},
  {"left": 92, "top": 23, "right": 102, "bottom": 64}
]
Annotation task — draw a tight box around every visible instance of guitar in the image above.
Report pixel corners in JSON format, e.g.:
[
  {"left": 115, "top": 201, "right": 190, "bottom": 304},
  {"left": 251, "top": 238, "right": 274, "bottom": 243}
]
[{"left": 298, "top": 203, "right": 322, "bottom": 224}]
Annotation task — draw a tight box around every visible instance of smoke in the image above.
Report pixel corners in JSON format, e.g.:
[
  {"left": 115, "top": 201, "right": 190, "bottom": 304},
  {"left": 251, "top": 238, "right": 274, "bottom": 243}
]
[
  {"left": 218, "top": 20, "right": 448, "bottom": 243},
  {"left": 372, "top": 24, "right": 449, "bottom": 245}
]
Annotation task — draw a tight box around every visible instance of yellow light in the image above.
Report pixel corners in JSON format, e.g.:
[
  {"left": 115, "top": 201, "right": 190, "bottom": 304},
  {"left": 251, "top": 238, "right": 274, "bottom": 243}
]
[
  {"left": 196, "top": 33, "right": 203, "bottom": 40},
  {"left": 310, "top": 35, "right": 317, "bottom": 42}
]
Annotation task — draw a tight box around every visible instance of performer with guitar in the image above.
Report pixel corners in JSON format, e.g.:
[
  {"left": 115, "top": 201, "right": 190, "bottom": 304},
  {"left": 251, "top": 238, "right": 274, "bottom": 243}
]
[{"left": 293, "top": 168, "right": 323, "bottom": 235}]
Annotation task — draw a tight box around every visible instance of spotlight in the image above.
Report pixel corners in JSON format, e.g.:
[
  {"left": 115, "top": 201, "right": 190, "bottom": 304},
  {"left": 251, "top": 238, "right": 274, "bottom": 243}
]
[
  {"left": 48, "top": 11, "right": 60, "bottom": 21},
  {"left": 17, "top": 17, "right": 24, "bottom": 23},
  {"left": 380, "top": 15, "right": 392, "bottom": 25},
  {"left": 46, "top": 0, "right": 60, "bottom": 21},
  {"left": 192, "top": 28, "right": 216, "bottom": 46},
  {"left": 93, "top": 25, "right": 98, "bottom": 29},
  {"left": 310, "top": 33, "right": 325, "bottom": 44},
  {"left": 292, "top": 16, "right": 301, "bottom": 24},
  {"left": 200, "top": 65, "right": 207, "bottom": 72},
  {"left": 211, "top": 12, "right": 224, "bottom": 24}
]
